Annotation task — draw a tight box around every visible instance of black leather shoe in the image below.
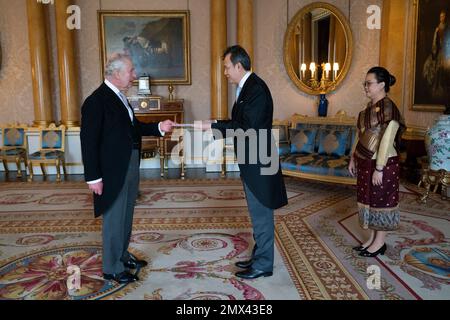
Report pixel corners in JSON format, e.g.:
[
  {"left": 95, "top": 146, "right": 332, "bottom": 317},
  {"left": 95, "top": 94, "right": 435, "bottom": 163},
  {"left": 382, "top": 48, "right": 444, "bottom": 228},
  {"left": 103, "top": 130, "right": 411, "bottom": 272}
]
[
  {"left": 235, "top": 268, "right": 273, "bottom": 279},
  {"left": 352, "top": 245, "right": 367, "bottom": 252},
  {"left": 124, "top": 257, "right": 148, "bottom": 269},
  {"left": 235, "top": 259, "right": 253, "bottom": 269},
  {"left": 103, "top": 271, "right": 139, "bottom": 284},
  {"left": 359, "top": 243, "right": 387, "bottom": 257}
]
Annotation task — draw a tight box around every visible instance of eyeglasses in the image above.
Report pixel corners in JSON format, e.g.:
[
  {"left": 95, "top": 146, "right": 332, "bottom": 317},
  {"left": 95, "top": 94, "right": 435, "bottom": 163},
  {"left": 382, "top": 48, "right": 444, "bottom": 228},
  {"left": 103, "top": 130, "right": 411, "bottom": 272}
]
[{"left": 362, "top": 81, "right": 378, "bottom": 88}]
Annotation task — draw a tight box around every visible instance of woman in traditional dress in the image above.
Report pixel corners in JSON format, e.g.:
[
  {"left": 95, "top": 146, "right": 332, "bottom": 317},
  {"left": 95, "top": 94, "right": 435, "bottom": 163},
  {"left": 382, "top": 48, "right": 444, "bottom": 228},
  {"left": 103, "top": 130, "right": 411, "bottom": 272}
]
[{"left": 348, "top": 67, "right": 406, "bottom": 257}]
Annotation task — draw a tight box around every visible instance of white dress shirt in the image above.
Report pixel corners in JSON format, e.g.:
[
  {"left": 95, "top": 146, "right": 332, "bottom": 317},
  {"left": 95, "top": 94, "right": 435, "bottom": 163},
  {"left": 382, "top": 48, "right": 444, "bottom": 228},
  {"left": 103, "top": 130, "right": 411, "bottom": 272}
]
[{"left": 236, "top": 71, "right": 252, "bottom": 101}]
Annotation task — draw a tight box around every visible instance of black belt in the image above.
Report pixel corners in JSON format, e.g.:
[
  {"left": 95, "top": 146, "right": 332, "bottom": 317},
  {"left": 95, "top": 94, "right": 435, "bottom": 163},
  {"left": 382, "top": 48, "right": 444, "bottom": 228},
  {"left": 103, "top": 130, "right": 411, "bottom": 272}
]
[{"left": 132, "top": 142, "right": 140, "bottom": 149}]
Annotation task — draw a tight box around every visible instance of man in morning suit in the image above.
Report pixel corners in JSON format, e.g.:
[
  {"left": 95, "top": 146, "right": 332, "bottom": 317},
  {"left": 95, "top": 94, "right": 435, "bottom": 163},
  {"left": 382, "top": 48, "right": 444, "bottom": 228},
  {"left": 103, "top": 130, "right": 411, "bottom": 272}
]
[
  {"left": 80, "top": 53, "right": 174, "bottom": 284},
  {"left": 198, "top": 45, "right": 288, "bottom": 279}
]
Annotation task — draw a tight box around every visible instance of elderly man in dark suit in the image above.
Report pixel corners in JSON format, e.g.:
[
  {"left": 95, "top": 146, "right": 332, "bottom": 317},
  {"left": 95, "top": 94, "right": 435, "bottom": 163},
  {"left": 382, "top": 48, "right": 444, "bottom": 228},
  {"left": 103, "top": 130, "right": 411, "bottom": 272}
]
[
  {"left": 80, "top": 53, "right": 173, "bottom": 284},
  {"left": 198, "top": 45, "right": 288, "bottom": 279}
]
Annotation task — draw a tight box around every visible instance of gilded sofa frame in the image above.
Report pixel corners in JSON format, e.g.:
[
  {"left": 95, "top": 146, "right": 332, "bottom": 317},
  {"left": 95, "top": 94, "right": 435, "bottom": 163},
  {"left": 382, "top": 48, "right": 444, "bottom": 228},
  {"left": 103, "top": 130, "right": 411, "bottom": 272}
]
[{"left": 280, "top": 110, "right": 357, "bottom": 185}]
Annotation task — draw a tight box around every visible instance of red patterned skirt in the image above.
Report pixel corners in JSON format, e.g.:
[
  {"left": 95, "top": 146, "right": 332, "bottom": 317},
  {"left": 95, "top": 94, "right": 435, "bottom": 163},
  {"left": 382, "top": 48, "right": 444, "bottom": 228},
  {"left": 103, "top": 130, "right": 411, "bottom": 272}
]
[{"left": 356, "top": 156, "right": 400, "bottom": 231}]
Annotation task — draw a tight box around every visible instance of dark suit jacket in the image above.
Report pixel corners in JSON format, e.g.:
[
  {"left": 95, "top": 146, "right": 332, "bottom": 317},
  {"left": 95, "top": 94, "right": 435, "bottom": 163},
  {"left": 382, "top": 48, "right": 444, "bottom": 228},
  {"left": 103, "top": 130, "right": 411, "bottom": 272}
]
[
  {"left": 212, "top": 73, "right": 288, "bottom": 209},
  {"left": 80, "top": 83, "right": 162, "bottom": 217}
]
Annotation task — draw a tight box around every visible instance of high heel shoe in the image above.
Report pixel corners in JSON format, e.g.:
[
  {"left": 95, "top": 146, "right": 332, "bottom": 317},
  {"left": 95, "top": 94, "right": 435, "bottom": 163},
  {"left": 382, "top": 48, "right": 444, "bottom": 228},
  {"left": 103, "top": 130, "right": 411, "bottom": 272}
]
[
  {"left": 352, "top": 245, "right": 367, "bottom": 252},
  {"left": 359, "top": 243, "right": 387, "bottom": 257}
]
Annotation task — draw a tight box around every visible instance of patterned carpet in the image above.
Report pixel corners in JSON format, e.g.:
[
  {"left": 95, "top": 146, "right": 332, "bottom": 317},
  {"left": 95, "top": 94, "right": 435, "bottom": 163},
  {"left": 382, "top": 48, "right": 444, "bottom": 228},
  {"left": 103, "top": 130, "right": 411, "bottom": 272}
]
[{"left": 0, "top": 178, "right": 448, "bottom": 300}]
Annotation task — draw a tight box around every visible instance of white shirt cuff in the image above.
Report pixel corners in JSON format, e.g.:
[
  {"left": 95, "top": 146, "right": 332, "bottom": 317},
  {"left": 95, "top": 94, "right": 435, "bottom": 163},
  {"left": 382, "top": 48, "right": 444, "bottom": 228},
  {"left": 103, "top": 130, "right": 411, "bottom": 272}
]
[
  {"left": 158, "top": 122, "right": 165, "bottom": 136},
  {"left": 87, "top": 178, "right": 102, "bottom": 184}
]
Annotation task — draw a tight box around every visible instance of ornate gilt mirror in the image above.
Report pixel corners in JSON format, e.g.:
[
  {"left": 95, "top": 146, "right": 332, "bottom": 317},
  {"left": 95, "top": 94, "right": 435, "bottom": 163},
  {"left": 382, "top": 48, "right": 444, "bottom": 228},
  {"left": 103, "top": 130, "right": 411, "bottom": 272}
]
[{"left": 283, "top": 2, "right": 353, "bottom": 95}]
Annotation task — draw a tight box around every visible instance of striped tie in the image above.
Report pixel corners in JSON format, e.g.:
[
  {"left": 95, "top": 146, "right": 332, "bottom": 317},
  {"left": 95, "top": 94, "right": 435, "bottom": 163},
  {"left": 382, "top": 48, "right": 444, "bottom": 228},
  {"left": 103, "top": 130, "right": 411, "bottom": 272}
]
[{"left": 118, "top": 92, "right": 134, "bottom": 123}]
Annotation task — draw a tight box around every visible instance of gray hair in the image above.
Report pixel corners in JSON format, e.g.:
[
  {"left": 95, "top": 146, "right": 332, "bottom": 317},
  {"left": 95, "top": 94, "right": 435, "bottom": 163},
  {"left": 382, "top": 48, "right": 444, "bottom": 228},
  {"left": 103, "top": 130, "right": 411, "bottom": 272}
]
[{"left": 104, "top": 53, "right": 131, "bottom": 76}]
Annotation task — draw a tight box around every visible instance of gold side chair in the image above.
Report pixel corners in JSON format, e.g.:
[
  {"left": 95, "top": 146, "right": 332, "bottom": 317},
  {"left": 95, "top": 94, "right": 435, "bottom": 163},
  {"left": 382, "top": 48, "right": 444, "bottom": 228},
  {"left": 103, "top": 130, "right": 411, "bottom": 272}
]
[
  {"left": 27, "top": 123, "right": 67, "bottom": 182},
  {"left": 0, "top": 124, "right": 29, "bottom": 178}
]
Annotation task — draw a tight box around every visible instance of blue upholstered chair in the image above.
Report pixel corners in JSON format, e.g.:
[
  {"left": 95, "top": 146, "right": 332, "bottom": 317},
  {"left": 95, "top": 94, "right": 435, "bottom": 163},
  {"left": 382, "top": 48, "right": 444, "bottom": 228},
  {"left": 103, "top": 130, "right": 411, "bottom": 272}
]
[
  {"left": 0, "top": 124, "right": 28, "bottom": 178},
  {"left": 27, "top": 124, "right": 67, "bottom": 182}
]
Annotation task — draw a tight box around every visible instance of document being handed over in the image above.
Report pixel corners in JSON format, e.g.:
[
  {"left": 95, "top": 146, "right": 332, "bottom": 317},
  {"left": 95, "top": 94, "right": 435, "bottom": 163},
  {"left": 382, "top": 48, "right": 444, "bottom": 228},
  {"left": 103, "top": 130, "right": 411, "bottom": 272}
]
[
  {"left": 172, "top": 123, "right": 195, "bottom": 128},
  {"left": 172, "top": 120, "right": 216, "bottom": 130}
]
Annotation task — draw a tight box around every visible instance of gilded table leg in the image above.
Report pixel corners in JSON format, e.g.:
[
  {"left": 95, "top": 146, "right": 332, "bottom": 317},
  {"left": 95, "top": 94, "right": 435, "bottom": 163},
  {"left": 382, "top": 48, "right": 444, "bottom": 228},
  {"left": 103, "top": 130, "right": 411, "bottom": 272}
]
[
  {"left": 159, "top": 138, "right": 165, "bottom": 178},
  {"left": 56, "top": 159, "right": 61, "bottom": 182},
  {"left": 418, "top": 169, "right": 431, "bottom": 204},
  {"left": 15, "top": 157, "right": 22, "bottom": 177},
  {"left": 40, "top": 163, "right": 46, "bottom": 179},
  {"left": 2, "top": 159, "right": 9, "bottom": 174},
  {"left": 181, "top": 156, "right": 185, "bottom": 180},
  {"left": 27, "top": 160, "right": 34, "bottom": 182},
  {"left": 439, "top": 171, "right": 449, "bottom": 200},
  {"left": 221, "top": 143, "right": 226, "bottom": 178},
  {"left": 62, "top": 158, "right": 67, "bottom": 177}
]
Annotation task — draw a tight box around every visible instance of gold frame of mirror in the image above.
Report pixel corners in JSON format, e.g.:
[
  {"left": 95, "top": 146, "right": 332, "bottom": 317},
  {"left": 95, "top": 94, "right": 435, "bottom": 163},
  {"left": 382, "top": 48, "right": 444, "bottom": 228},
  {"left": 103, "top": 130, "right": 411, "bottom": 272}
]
[{"left": 283, "top": 2, "right": 353, "bottom": 95}]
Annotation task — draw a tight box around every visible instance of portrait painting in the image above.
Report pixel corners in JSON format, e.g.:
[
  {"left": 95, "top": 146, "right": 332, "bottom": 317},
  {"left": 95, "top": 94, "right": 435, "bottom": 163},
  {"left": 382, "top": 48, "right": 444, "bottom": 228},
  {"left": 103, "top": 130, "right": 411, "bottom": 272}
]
[
  {"left": 411, "top": 0, "right": 450, "bottom": 111},
  {"left": 99, "top": 11, "right": 191, "bottom": 85}
]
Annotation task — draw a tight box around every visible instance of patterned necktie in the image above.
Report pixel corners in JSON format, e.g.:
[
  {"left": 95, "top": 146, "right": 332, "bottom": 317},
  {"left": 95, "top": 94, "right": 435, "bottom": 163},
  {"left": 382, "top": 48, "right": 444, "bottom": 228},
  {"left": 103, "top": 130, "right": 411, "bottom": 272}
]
[
  {"left": 118, "top": 92, "right": 134, "bottom": 122},
  {"left": 118, "top": 92, "right": 128, "bottom": 107}
]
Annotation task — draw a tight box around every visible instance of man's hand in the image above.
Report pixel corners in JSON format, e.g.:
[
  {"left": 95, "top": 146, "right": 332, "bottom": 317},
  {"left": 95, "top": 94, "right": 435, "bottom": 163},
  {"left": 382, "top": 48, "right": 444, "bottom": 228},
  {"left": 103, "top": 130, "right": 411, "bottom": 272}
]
[
  {"left": 348, "top": 157, "right": 356, "bottom": 177},
  {"left": 89, "top": 181, "right": 103, "bottom": 195},
  {"left": 160, "top": 120, "right": 175, "bottom": 133}
]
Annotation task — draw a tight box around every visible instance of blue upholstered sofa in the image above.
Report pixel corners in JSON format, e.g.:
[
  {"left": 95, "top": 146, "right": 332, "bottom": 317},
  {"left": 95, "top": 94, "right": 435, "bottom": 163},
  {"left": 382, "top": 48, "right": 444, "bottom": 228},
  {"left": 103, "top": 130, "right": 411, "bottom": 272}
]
[{"left": 274, "top": 111, "right": 357, "bottom": 185}]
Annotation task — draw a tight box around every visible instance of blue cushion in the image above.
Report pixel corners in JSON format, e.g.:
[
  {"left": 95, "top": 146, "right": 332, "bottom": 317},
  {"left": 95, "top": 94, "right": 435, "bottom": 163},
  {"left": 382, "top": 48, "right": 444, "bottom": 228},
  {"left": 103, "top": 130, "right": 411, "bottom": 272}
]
[
  {"left": 317, "top": 128, "right": 350, "bottom": 156},
  {"left": 289, "top": 128, "right": 317, "bottom": 154},
  {"left": 272, "top": 125, "right": 289, "bottom": 143},
  {"left": 29, "top": 150, "right": 64, "bottom": 160},
  {"left": 278, "top": 142, "right": 290, "bottom": 157},
  {"left": 346, "top": 127, "right": 357, "bottom": 155},
  {"left": 3, "top": 128, "right": 25, "bottom": 147},
  {"left": 0, "top": 148, "right": 26, "bottom": 156},
  {"left": 42, "top": 131, "right": 63, "bottom": 149}
]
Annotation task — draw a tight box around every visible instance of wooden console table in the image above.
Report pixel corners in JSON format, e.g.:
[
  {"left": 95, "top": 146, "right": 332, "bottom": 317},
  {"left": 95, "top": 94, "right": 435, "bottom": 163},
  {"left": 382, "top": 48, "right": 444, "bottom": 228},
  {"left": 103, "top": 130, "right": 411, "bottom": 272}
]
[
  {"left": 400, "top": 126, "right": 427, "bottom": 184},
  {"left": 132, "top": 98, "right": 185, "bottom": 178}
]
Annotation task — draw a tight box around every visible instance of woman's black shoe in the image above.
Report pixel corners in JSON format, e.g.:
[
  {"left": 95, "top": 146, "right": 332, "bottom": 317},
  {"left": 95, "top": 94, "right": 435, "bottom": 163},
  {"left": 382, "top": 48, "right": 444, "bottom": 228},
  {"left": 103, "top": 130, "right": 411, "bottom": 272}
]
[
  {"left": 359, "top": 243, "right": 387, "bottom": 257},
  {"left": 352, "top": 245, "right": 367, "bottom": 252}
]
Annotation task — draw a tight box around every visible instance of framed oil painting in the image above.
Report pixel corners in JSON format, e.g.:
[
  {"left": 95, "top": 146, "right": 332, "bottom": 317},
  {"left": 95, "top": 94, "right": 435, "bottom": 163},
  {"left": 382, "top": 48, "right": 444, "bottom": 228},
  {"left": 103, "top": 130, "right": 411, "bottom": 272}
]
[
  {"left": 98, "top": 10, "right": 191, "bottom": 85},
  {"left": 411, "top": 0, "right": 450, "bottom": 112}
]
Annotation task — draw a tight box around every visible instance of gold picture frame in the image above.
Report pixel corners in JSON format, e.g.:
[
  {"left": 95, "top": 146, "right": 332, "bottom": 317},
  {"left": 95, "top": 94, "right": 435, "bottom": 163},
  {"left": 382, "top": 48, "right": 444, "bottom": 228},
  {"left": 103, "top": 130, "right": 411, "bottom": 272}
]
[
  {"left": 98, "top": 10, "right": 191, "bottom": 85},
  {"left": 410, "top": 0, "right": 449, "bottom": 112}
]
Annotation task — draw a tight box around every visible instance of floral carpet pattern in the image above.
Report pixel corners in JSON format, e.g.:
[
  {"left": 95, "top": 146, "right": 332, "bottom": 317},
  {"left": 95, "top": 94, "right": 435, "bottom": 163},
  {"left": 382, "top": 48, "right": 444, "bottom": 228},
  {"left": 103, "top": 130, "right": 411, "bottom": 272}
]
[{"left": 0, "top": 178, "right": 448, "bottom": 300}]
